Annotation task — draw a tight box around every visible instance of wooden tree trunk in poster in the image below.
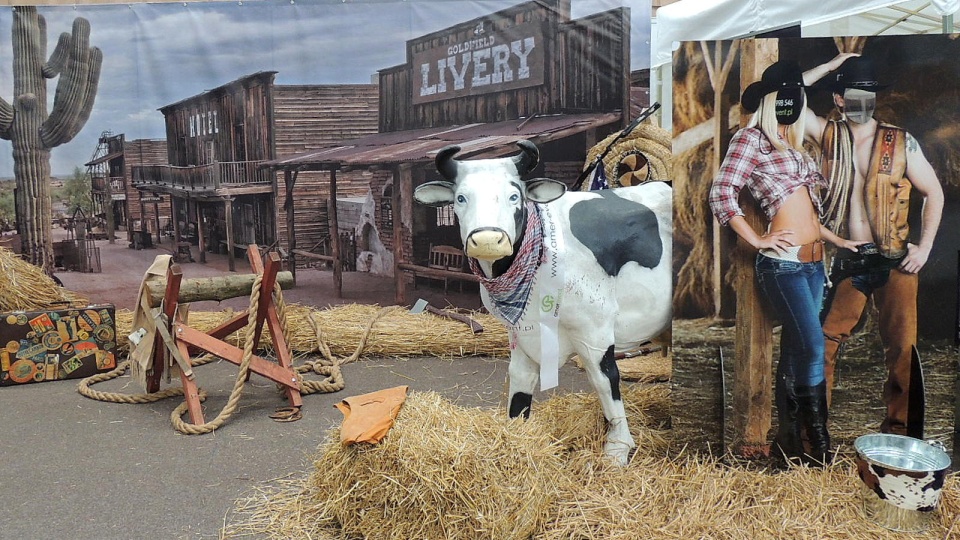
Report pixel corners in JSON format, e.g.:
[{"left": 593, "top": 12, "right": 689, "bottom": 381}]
[
  {"left": 731, "top": 39, "right": 778, "bottom": 457},
  {"left": 702, "top": 40, "right": 739, "bottom": 319},
  {"left": 0, "top": 7, "right": 101, "bottom": 272}
]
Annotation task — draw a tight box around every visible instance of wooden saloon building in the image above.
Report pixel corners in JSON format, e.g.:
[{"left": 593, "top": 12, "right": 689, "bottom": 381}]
[
  {"left": 264, "top": 0, "right": 634, "bottom": 301},
  {"left": 85, "top": 132, "right": 169, "bottom": 246},
  {"left": 130, "top": 72, "right": 380, "bottom": 270}
]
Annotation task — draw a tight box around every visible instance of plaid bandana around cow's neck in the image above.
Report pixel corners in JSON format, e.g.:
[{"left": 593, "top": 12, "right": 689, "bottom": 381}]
[{"left": 469, "top": 203, "right": 544, "bottom": 325}]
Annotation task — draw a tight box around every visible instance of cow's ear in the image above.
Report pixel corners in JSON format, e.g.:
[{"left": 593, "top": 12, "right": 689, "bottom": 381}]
[
  {"left": 414, "top": 181, "right": 456, "bottom": 207},
  {"left": 526, "top": 178, "right": 566, "bottom": 203}
]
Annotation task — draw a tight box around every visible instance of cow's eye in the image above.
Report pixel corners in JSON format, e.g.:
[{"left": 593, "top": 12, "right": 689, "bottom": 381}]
[
  {"left": 456, "top": 194, "right": 466, "bottom": 204},
  {"left": 509, "top": 193, "right": 520, "bottom": 203}
]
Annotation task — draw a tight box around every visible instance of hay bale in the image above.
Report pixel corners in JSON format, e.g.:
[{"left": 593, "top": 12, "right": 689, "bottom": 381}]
[
  {"left": 309, "top": 391, "right": 568, "bottom": 540},
  {"left": 617, "top": 353, "right": 671, "bottom": 383},
  {"left": 222, "top": 386, "right": 674, "bottom": 540},
  {"left": 672, "top": 140, "right": 719, "bottom": 318},
  {"left": 0, "top": 246, "right": 87, "bottom": 312},
  {"left": 581, "top": 122, "right": 673, "bottom": 190},
  {"left": 307, "top": 304, "right": 508, "bottom": 358},
  {"left": 114, "top": 303, "right": 510, "bottom": 358}
]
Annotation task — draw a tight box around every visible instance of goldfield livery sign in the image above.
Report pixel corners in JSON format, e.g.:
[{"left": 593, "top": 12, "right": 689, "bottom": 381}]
[{"left": 412, "top": 21, "right": 545, "bottom": 105}]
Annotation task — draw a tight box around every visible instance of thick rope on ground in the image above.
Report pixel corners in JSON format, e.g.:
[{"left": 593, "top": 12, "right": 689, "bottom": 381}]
[
  {"left": 294, "top": 305, "right": 403, "bottom": 395},
  {"left": 77, "top": 357, "right": 216, "bottom": 404},
  {"left": 170, "top": 273, "right": 268, "bottom": 434}
]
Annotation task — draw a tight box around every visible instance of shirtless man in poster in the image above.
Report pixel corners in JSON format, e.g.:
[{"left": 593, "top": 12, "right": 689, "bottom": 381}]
[{"left": 801, "top": 53, "right": 944, "bottom": 436}]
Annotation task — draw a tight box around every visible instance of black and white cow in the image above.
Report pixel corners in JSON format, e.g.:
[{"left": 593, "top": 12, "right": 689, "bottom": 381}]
[{"left": 414, "top": 139, "right": 672, "bottom": 466}]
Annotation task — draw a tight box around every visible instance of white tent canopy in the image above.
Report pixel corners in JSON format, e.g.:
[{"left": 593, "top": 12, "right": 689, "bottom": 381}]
[
  {"left": 650, "top": 0, "right": 960, "bottom": 129},
  {"left": 652, "top": 0, "right": 960, "bottom": 68}
]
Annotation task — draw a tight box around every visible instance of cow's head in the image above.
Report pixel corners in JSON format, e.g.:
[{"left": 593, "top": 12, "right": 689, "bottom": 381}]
[{"left": 414, "top": 140, "right": 566, "bottom": 261}]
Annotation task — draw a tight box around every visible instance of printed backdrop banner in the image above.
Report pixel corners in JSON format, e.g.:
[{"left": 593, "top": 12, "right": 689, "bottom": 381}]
[{"left": 0, "top": 0, "right": 648, "bottom": 179}]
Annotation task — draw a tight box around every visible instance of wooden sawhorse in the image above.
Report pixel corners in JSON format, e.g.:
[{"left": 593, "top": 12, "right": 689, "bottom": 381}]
[{"left": 146, "top": 245, "right": 302, "bottom": 426}]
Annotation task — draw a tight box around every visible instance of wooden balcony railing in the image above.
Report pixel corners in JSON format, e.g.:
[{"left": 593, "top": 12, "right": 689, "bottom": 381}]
[
  {"left": 91, "top": 176, "right": 126, "bottom": 195},
  {"left": 132, "top": 161, "right": 271, "bottom": 191}
]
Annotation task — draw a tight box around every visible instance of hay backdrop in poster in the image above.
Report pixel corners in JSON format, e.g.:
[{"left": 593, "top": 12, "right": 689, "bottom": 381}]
[{"left": 671, "top": 35, "right": 960, "bottom": 457}]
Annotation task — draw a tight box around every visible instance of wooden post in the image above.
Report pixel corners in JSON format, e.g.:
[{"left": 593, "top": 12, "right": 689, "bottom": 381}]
[
  {"left": 394, "top": 164, "right": 412, "bottom": 304},
  {"left": 153, "top": 200, "right": 161, "bottom": 246},
  {"left": 701, "top": 40, "right": 740, "bottom": 319},
  {"left": 284, "top": 169, "right": 297, "bottom": 285},
  {"left": 619, "top": 7, "right": 631, "bottom": 129},
  {"left": 104, "top": 177, "right": 115, "bottom": 244},
  {"left": 196, "top": 203, "right": 206, "bottom": 264},
  {"left": 731, "top": 39, "right": 778, "bottom": 457},
  {"left": 329, "top": 168, "right": 342, "bottom": 297},
  {"left": 224, "top": 197, "right": 236, "bottom": 272},
  {"left": 171, "top": 197, "right": 181, "bottom": 248},
  {"left": 136, "top": 190, "right": 145, "bottom": 243}
]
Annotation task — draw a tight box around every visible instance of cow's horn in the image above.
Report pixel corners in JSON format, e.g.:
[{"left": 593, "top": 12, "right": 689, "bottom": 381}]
[
  {"left": 435, "top": 145, "right": 461, "bottom": 181},
  {"left": 512, "top": 139, "right": 539, "bottom": 176}
]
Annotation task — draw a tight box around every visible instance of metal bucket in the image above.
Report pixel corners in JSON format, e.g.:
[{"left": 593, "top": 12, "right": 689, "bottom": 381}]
[{"left": 854, "top": 434, "right": 951, "bottom": 532}]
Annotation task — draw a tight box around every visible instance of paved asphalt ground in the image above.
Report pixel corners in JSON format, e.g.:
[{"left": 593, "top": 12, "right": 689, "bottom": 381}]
[{"left": 0, "top": 233, "right": 596, "bottom": 540}]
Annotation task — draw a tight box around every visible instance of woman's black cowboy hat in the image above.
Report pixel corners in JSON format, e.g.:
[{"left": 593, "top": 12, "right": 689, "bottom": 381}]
[
  {"left": 740, "top": 60, "right": 807, "bottom": 113},
  {"left": 821, "top": 56, "right": 890, "bottom": 94}
]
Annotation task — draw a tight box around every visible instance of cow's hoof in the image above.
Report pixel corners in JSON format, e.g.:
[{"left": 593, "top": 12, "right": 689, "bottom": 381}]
[{"left": 603, "top": 438, "right": 635, "bottom": 467}]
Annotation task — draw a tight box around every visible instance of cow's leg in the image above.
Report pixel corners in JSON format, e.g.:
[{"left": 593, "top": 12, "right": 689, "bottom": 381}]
[
  {"left": 582, "top": 343, "right": 634, "bottom": 466},
  {"left": 507, "top": 350, "right": 539, "bottom": 419}
]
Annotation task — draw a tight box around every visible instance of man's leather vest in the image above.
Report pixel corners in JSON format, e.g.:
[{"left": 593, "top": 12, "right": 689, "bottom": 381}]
[{"left": 821, "top": 121, "right": 911, "bottom": 258}]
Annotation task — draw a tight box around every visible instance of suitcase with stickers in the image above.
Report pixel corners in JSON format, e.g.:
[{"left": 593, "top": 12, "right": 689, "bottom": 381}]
[{"left": 0, "top": 304, "right": 117, "bottom": 386}]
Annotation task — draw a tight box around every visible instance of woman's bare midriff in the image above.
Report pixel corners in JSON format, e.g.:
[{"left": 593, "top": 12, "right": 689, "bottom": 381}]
[{"left": 769, "top": 187, "right": 821, "bottom": 246}]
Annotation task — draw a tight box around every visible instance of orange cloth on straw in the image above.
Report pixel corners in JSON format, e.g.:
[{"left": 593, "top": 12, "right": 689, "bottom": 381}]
[{"left": 334, "top": 385, "right": 409, "bottom": 445}]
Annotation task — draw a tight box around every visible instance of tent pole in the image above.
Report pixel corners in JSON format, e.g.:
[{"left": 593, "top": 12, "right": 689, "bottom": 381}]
[{"left": 944, "top": 14, "right": 954, "bottom": 34}]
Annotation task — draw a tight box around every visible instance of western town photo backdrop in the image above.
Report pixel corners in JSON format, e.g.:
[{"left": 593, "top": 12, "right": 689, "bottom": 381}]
[
  {"left": 0, "top": 0, "right": 649, "bottom": 178},
  {"left": 670, "top": 35, "right": 960, "bottom": 457}
]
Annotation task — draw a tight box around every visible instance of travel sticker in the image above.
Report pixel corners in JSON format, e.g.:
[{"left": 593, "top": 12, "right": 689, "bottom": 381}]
[
  {"left": 94, "top": 325, "right": 114, "bottom": 343},
  {"left": 95, "top": 350, "right": 115, "bottom": 370},
  {"left": 61, "top": 356, "right": 83, "bottom": 375},
  {"left": 28, "top": 313, "right": 55, "bottom": 334},
  {"left": 8, "top": 359, "right": 37, "bottom": 383},
  {"left": 79, "top": 310, "right": 101, "bottom": 332},
  {"left": 42, "top": 331, "right": 62, "bottom": 350}
]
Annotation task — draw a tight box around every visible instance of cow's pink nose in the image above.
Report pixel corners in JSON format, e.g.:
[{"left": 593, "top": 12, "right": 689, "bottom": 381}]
[{"left": 465, "top": 229, "right": 512, "bottom": 260}]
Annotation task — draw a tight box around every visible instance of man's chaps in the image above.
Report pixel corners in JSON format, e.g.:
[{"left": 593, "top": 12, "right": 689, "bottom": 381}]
[{"left": 821, "top": 269, "right": 919, "bottom": 435}]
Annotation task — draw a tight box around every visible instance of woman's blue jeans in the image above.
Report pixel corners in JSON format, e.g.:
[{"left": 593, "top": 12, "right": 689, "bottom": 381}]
[{"left": 755, "top": 254, "right": 826, "bottom": 387}]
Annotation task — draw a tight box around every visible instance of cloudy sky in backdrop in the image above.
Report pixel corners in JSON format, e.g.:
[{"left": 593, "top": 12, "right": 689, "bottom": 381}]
[{"left": 0, "top": 0, "right": 650, "bottom": 177}]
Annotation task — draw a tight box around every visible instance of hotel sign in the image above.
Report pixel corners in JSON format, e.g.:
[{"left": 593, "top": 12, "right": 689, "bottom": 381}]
[{"left": 412, "top": 21, "right": 545, "bottom": 105}]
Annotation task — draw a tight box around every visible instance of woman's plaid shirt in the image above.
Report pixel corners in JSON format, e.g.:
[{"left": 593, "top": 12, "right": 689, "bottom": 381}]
[{"left": 709, "top": 127, "right": 827, "bottom": 226}]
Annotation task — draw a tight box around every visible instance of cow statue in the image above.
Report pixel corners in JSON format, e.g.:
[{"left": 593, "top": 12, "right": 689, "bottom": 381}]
[{"left": 414, "top": 139, "right": 672, "bottom": 466}]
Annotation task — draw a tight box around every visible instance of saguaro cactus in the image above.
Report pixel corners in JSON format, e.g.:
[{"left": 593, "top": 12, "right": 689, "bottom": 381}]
[{"left": 0, "top": 6, "right": 101, "bottom": 271}]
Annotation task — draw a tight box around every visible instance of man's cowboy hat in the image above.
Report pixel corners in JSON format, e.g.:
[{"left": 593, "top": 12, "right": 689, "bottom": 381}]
[
  {"left": 740, "top": 60, "right": 807, "bottom": 113},
  {"left": 822, "top": 56, "right": 890, "bottom": 93}
]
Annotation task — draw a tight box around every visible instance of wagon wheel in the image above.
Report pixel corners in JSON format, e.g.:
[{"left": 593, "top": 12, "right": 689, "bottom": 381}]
[{"left": 615, "top": 150, "right": 650, "bottom": 187}]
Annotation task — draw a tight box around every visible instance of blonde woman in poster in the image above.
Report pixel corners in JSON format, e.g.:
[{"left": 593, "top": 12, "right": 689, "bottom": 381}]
[
  {"left": 708, "top": 60, "right": 864, "bottom": 466},
  {"left": 802, "top": 55, "right": 944, "bottom": 438}
]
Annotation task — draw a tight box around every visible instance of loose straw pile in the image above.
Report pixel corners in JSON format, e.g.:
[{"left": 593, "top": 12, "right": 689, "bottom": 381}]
[
  {"left": 0, "top": 246, "right": 87, "bottom": 311},
  {"left": 223, "top": 385, "right": 960, "bottom": 540}
]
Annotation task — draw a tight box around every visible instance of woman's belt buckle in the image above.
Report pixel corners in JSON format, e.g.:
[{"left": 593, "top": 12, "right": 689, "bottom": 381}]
[{"left": 797, "top": 241, "right": 823, "bottom": 263}]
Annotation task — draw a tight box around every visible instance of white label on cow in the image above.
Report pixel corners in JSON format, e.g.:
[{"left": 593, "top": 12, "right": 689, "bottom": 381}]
[{"left": 538, "top": 204, "right": 563, "bottom": 391}]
